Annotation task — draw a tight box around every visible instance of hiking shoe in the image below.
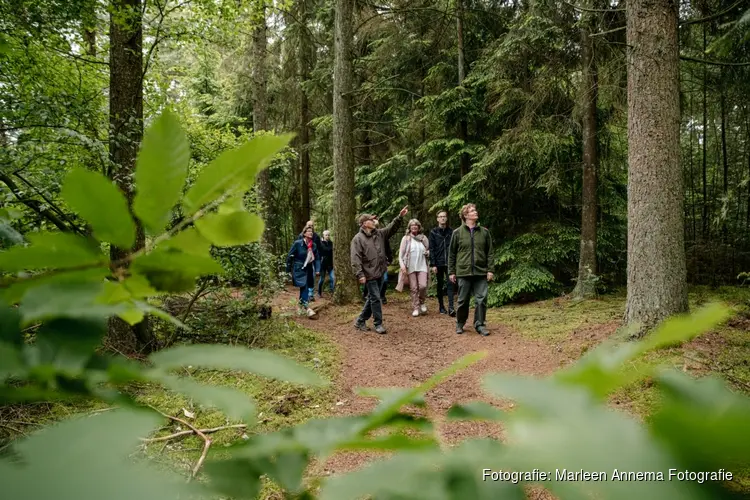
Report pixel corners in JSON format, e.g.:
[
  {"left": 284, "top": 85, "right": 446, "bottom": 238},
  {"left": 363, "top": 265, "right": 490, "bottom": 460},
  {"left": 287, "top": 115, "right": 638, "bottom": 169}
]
[
  {"left": 420, "top": 304, "right": 427, "bottom": 315},
  {"left": 476, "top": 325, "right": 490, "bottom": 337},
  {"left": 306, "top": 308, "right": 317, "bottom": 318},
  {"left": 448, "top": 308, "right": 456, "bottom": 317},
  {"left": 375, "top": 325, "right": 387, "bottom": 334},
  {"left": 412, "top": 309, "right": 419, "bottom": 317},
  {"left": 354, "top": 320, "right": 370, "bottom": 332},
  {"left": 456, "top": 324, "right": 464, "bottom": 334},
  {"left": 439, "top": 306, "right": 447, "bottom": 314},
  {"left": 381, "top": 297, "right": 388, "bottom": 304}
]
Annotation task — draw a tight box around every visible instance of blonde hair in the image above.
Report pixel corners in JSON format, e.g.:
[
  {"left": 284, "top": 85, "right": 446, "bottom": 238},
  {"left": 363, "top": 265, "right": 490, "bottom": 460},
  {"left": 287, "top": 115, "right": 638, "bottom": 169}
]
[
  {"left": 405, "top": 218, "right": 423, "bottom": 235},
  {"left": 459, "top": 203, "right": 476, "bottom": 222}
]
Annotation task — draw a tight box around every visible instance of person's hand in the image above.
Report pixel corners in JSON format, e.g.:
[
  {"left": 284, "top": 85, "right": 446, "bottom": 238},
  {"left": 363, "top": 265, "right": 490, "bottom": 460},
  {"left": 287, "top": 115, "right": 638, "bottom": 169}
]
[
  {"left": 358, "top": 276, "right": 366, "bottom": 284},
  {"left": 487, "top": 272, "right": 494, "bottom": 282},
  {"left": 399, "top": 206, "right": 408, "bottom": 217},
  {"left": 449, "top": 274, "right": 456, "bottom": 284},
  {"left": 431, "top": 267, "right": 437, "bottom": 274}
]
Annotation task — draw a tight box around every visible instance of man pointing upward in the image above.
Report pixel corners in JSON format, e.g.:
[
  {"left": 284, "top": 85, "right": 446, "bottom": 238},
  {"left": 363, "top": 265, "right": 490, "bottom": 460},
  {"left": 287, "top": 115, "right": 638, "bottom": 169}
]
[{"left": 350, "top": 205, "right": 408, "bottom": 334}]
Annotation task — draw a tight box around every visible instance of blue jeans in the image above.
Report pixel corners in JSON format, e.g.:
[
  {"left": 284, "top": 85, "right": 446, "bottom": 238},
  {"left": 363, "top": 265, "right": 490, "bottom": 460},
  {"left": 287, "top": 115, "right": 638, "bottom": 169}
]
[
  {"left": 318, "top": 267, "right": 335, "bottom": 295},
  {"left": 299, "top": 286, "right": 310, "bottom": 307},
  {"left": 307, "top": 260, "right": 321, "bottom": 299}
]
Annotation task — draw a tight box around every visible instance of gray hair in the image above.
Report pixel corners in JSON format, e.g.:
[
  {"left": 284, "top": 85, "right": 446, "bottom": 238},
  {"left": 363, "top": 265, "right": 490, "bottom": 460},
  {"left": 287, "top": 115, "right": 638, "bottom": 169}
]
[{"left": 405, "top": 218, "right": 423, "bottom": 234}]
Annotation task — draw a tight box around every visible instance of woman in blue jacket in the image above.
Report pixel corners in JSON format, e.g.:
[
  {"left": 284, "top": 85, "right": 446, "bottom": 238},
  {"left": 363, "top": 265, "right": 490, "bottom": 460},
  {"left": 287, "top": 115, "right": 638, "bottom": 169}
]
[{"left": 286, "top": 225, "right": 320, "bottom": 316}]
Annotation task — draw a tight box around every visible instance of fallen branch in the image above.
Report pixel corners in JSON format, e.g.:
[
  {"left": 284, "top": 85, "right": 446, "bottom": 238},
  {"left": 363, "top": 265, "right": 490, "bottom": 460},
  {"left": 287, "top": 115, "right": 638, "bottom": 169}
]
[
  {"left": 149, "top": 407, "right": 212, "bottom": 479},
  {"left": 141, "top": 424, "right": 247, "bottom": 443}
]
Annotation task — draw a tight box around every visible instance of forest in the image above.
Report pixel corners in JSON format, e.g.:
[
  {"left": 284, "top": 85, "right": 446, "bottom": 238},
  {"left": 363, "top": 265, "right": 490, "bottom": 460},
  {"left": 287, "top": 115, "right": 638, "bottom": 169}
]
[{"left": 1, "top": 0, "right": 749, "bottom": 498}]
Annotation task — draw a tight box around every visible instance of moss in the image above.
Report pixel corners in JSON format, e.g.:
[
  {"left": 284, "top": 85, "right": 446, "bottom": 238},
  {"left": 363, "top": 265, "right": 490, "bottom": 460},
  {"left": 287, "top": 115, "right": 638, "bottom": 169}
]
[{"left": 486, "top": 292, "right": 625, "bottom": 341}]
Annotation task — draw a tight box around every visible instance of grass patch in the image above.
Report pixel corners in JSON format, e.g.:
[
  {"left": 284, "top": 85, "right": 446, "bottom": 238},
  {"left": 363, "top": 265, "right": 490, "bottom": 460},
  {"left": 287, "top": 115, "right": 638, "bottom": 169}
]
[{"left": 486, "top": 292, "right": 625, "bottom": 341}]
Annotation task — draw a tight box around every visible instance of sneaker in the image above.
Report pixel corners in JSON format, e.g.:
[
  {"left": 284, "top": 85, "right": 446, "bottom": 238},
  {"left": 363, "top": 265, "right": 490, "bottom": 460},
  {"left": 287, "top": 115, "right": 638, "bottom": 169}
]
[
  {"left": 375, "top": 325, "right": 387, "bottom": 334},
  {"left": 476, "top": 325, "right": 490, "bottom": 337},
  {"left": 306, "top": 308, "right": 317, "bottom": 318},
  {"left": 354, "top": 320, "right": 370, "bottom": 332},
  {"left": 381, "top": 297, "right": 388, "bottom": 304},
  {"left": 448, "top": 308, "right": 456, "bottom": 317},
  {"left": 412, "top": 309, "right": 419, "bottom": 317},
  {"left": 456, "top": 324, "right": 464, "bottom": 334},
  {"left": 420, "top": 304, "right": 427, "bottom": 315},
  {"left": 439, "top": 306, "right": 447, "bottom": 315}
]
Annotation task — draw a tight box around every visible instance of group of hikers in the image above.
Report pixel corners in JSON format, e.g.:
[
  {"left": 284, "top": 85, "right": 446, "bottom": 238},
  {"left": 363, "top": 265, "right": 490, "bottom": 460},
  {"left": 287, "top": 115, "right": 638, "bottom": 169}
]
[{"left": 286, "top": 203, "right": 493, "bottom": 336}]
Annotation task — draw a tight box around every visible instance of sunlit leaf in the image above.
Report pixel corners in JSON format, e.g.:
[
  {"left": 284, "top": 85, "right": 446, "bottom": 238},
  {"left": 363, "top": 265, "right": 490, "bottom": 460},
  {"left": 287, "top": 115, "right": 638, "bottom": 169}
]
[
  {"left": 61, "top": 168, "right": 136, "bottom": 248},
  {"left": 19, "top": 282, "right": 128, "bottom": 325},
  {"left": 0, "top": 232, "right": 105, "bottom": 272},
  {"left": 182, "top": 133, "right": 294, "bottom": 215},
  {"left": 133, "top": 108, "right": 190, "bottom": 234},
  {"left": 195, "top": 211, "right": 264, "bottom": 247}
]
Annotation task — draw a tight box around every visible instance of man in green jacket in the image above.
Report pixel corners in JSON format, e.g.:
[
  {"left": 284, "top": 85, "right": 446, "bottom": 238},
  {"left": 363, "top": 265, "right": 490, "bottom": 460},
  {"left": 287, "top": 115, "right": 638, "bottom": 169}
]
[{"left": 448, "top": 203, "right": 494, "bottom": 336}]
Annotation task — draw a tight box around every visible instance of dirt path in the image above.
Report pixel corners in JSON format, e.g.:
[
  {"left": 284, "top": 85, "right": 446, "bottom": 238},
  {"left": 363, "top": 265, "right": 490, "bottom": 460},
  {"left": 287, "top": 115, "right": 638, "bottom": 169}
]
[{"left": 273, "top": 286, "right": 615, "bottom": 483}]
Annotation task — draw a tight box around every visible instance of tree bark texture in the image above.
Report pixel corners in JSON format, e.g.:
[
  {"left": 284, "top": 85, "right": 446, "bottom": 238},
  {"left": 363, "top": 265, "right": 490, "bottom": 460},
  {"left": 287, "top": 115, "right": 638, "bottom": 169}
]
[
  {"left": 624, "top": 0, "right": 688, "bottom": 333},
  {"left": 109, "top": 0, "right": 154, "bottom": 353},
  {"left": 298, "top": 0, "right": 312, "bottom": 224},
  {"left": 573, "top": 11, "right": 598, "bottom": 300},
  {"left": 332, "top": 0, "right": 359, "bottom": 305},
  {"left": 252, "top": 9, "right": 277, "bottom": 254},
  {"left": 456, "top": 0, "right": 470, "bottom": 178}
]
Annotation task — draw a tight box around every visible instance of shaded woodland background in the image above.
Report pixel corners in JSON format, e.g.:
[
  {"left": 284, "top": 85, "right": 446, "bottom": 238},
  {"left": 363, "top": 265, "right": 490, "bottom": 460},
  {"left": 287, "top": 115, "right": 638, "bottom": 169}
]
[{"left": 1, "top": 0, "right": 749, "bottom": 318}]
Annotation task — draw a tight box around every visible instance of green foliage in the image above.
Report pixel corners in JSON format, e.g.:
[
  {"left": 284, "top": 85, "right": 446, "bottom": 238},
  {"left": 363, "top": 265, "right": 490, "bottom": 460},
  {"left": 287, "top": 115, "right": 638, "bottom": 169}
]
[
  {"left": 61, "top": 168, "right": 136, "bottom": 249},
  {"left": 133, "top": 108, "right": 190, "bottom": 235},
  {"left": 488, "top": 223, "right": 578, "bottom": 306},
  {"left": 2, "top": 106, "right": 749, "bottom": 500}
]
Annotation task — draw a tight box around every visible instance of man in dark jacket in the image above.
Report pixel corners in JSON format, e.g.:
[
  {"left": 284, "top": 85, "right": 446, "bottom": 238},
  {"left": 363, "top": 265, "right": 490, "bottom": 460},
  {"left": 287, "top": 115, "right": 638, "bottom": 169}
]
[
  {"left": 448, "top": 203, "right": 494, "bottom": 336},
  {"left": 317, "top": 230, "right": 334, "bottom": 297},
  {"left": 351, "top": 206, "right": 408, "bottom": 334},
  {"left": 362, "top": 217, "right": 392, "bottom": 304},
  {"left": 428, "top": 210, "right": 455, "bottom": 316}
]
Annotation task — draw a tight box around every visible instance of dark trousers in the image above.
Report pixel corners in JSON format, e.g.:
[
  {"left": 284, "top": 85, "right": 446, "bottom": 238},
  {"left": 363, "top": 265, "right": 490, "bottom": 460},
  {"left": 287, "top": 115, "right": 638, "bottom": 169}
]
[
  {"left": 435, "top": 265, "right": 454, "bottom": 310},
  {"left": 358, "top": 275, "right": 385, "bottom": 326},
  {"left": 362, "top": 270, "right": 388, "bottom": 300},
  {"left": 456, "top": 276, "right": 488, "bottom": 329}
]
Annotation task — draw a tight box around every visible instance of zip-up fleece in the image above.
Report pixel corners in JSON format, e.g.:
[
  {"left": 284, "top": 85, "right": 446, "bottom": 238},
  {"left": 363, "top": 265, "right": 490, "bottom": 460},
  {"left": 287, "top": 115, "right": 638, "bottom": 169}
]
[
  {"left": 428, "top": 226, "right": 453, "bottom": 267},
  {"left": 350, "top": 215, "right": 403, "bottom": 281},
  {"left": 448, "top": 223, "right": 494, "bottom": 277}
]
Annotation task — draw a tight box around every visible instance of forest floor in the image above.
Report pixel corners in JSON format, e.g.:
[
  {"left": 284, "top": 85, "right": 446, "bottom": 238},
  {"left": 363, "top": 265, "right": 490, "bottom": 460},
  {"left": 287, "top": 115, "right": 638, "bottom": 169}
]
[
  {"left": 272, "top": 284, "right": 750, "bottom": 496},
  {"left": 1, "top": 284, "right": 748, "bottom": 498}
]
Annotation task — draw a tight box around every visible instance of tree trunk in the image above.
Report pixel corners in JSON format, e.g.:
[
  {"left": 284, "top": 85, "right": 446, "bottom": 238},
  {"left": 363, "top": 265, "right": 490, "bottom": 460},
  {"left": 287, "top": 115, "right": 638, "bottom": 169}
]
[
  {"left": 332, "top": 0, "right": 358, "bottom": 305},
  {"left": 252, "top": 8, "right": 276, "bottom": 254},
  {"left": 109, "top": 0, "right": 154, "bottom": 353},
  {"left": 720, "top": 82, "right": 728, "bottom": 243},
  {"left": 573, "top": 10, "right": 598, "bottom": 300},
  {"left": 299, "top": 0, "right": 312, "bottom": 224},
  {"left": 456, "top": 0, "right": 470, "bottom": 177},
  {"left": 701, "top": 23, "right": 708, "bottom": 241},
  {"left": 624, "top": 0, "right": 688, "bottom": 334}
]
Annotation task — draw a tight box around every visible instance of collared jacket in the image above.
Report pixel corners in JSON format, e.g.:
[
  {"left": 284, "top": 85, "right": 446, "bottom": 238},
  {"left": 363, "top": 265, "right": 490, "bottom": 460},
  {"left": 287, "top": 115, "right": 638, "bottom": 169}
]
[
  {"left": 318, "top": 239, "right": 333, "bottom": 270},
  {"left": 350, "top": 215, "right": 403, "bottom": 281},
  {"left": 448, "top": 223, "right": 494, "bottom": 278},
  {"left": 428, "top": 225, "right": 453, "bottom": 267},
  {"left": 286, "top": 238, "right": 319, "bottom": 288},
  {"left": 297, "top": 231, "right": 322, "bottom": 272}
]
